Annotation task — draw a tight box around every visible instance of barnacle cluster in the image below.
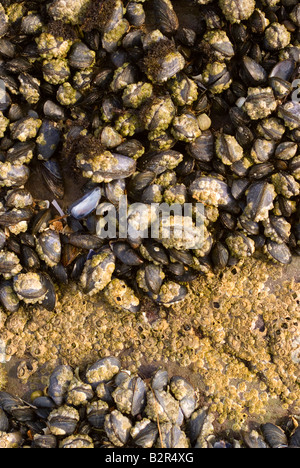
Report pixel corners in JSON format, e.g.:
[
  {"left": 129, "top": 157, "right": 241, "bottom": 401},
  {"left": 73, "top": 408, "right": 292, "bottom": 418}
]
[
  {"left": 1, "top": 355, "right": 300, "bottom": 448},
  {"left": 1, "top": 255, "right": 300, "bottom": 430},
  {"left": 0, "top": 0, "right": 299, "bottom": 315}
]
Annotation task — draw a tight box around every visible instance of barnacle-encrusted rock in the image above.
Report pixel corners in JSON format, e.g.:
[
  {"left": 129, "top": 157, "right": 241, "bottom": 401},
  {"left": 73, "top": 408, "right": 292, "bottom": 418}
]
[
  {"left": 201, "top": 30, "right": 234, "bottom": 61},
  {"left": 12, "top": 272, "right": 48, "bottom": 305},
  {"left": 80, "top": 251, "right": 115, "bottom": 296},
  {"left": 159, "top": 215, "right": 205, "bottom": 251},
  {"left": 104, "top": 410, "right": 132, "bottom": 447},
  {"left": 264, "top": 22, "right": 291, "bottom": 50},
  {"left": 219, "top": 0, "right": 256, "bottom": 24},
  {"left": 0, "top": 251, "right": 22, "bottom": 279},
  {"left": 122, "top": 82, "right": 153, "bottom": 109},
  {"left": 57, "top": 82, "right": 81, "bottom": 106},
  {"left": 48, "top": 0, "right": 91, "bottom": 25},
  {"left": 36, "top": 32, "right": 73, "bottom": 59},
  {"left": 104, "top": 278, "right": 140, "bottom": 313},
  {"left": 0, "top": 112, "right": 9, "bottom": 137},
  {"left": 10, "top": 117, "right": 42, "bottom": 142},
  {"left": 215, "top": 134, "right": 244, "bottom": 165},
  {"left": 42, "top": 58, "right": 71, "bottom": 85},
  {"left": 243, "top": 87, "right": 277, "bottom": 120}
]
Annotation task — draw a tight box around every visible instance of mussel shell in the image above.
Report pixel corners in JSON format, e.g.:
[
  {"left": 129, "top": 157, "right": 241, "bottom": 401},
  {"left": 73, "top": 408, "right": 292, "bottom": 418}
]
[
  {"left": 11, "top": 405, "right": 36, "bottom": 422},
  {"left": 211, "top": 242, "right": 229, "bottom": 270},
  {"left": 0, "top": 408, "right": 9, "bottom": 432},
  {"left": 48, "top": 412, "right": 78, "bottom": 436},
  {"left": 48, "top": 365, "right": 74, "bottom": 406},
  {"left": 111, "top": 241, "right": 144, "bottom": 266},
  {"left": 86, "top": 357, "right": 121, "bottom": 389},
  {"left": 142, "top": 240, "right": 169, "bottom": 265},
  {"left": 0, "top": 391, "right": 21, "bottom": 413},
  {"left": 20, "top": 245, "right": 40, "bottom": 270},
  {"left": 32, "top": 434, "right": 57, "bottom": 449},
  {"left": 244, "top": 181, "right": 276, "bottom": 222},
  {"left": 37, "top": 120, "right": 61, "bottom": 161},
  {"left": 86, "top": 400, "right": 109, "bottom": 429},
  {"left": 153, "top": 0, "right": 179, "bottom": 35},
  {"left": 36, "top": 230, "right": 61, "bottom": 267},
  {"left": 0, "top": 207, "right": 33, "bottom": 227},
  {"left": 243, "top": 430, "right": 268, "bottom": 449},
  {"left": 0, "top": 280, "right": 20, "bottom": 312},
  {"left": 67, "top": 233, "right": 103, "bottom": 250},
  {"left": 266, "top": 240, "right": 292, "bottom": 264},
  {"left": 40, "top": 273, "right": 56, "bottom": 311},
  {"left": 261, "top": 423, "right": 288, "bottom": 448},
  {"left": 40, "top": 160, "right": 64, "bottom": 199},
  {"left": 289, "top": 427, "right": 300, "bottom": 448},
  {"left": 30, "top": 208, "right": 52, "bottom": 235},
  {"left": 187, "top": 130, "right": 214, "bottom": 162},
  {"left": 153, "top": 281, "right": 188, "bottom": 306},
  {"left": 131, "top": 419, "right": 158, "bottom": 448},
  {"left": 269, "top": 59, "right": 295, "bottom": 82},
  {"left": 240, "top": 56, "right": 268, "bottom": 85},
  {"left": 138, "top": 150, "right": 183, "bottom": 175},
  {"left": 13, "top": 272, "right": 49, "bottom": 301},
  {"left": 104, "top": 409, "right": 132, "bottom": 447},
  {"left": 144, "top": 263, "right": 164, "bottom": 294},
  {"left": 69, "top": 187, "right": 102, "bottom": 220}
]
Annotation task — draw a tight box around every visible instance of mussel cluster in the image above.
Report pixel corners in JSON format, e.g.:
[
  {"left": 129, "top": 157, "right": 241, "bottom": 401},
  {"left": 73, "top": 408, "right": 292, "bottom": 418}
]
[
  {"left": 1, "top": 356, "right": 300, "bottom": 448},
  {"left": 0, "top": 0, "right": 299, "bottom": 314}
]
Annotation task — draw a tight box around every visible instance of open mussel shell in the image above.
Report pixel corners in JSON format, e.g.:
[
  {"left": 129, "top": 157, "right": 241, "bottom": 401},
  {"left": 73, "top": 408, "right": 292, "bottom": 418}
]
[{"left": 69, "top": 187, "right": 102, "bottom": 220}]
